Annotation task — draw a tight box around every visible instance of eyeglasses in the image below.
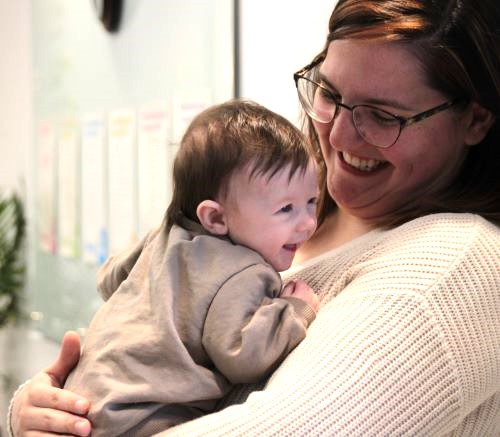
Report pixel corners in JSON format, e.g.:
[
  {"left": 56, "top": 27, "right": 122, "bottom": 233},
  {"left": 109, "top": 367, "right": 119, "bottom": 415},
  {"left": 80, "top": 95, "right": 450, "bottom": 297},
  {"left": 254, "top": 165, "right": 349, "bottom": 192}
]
[{"left": 293, "top": 59, "right": 459, "bottom": 148}]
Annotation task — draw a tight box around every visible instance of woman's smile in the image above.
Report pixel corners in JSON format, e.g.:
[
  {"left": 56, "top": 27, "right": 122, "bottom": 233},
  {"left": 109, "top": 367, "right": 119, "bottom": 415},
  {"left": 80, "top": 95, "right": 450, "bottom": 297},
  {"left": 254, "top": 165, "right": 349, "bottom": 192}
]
[
  {"left": 339, "top": 151, "right": 388, "bottom": 174},
  {"left": 327, "top": 148, "right": 393, "bottom": 212},
  {"left": 316, "top": 39, "right": 470, "bottom": 219}
]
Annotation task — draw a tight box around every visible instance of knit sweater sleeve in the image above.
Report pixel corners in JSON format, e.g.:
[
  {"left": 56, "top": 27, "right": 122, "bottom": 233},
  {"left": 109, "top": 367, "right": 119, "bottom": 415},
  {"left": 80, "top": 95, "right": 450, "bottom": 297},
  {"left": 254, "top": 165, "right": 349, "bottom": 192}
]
[
  {"left": 161, "top": 290, "right": 459, "bottom": 435},
  {"left": 202, "top": 263, "right": 314, "bottom": 384},
  {"left": 154, "top": 214, "right": 500, "bottom": 436}
]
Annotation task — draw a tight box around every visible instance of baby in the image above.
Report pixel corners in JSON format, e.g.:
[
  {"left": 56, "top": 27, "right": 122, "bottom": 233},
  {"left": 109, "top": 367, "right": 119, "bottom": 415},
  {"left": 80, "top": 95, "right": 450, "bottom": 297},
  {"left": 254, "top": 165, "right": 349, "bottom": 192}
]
[{"left": 64, "top": 99, "right": 320, "bottom": 436}]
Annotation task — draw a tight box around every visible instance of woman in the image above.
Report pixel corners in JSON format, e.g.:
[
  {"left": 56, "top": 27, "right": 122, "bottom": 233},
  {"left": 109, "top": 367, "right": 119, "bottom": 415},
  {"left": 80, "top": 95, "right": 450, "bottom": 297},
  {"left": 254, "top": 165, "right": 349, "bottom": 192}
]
[{"left": 10, "top": 0, "right": 500, "bottom": 435}]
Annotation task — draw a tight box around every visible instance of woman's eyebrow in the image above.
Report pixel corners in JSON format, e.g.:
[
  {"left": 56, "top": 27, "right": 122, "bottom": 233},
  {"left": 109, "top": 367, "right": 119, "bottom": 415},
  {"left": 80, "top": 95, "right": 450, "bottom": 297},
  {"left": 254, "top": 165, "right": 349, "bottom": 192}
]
[
  {"left": 317, "top": 72, "right": 337, "bottom": 92},
  {"left": 318, "top": 72, "right": 413, "bottom": 111}
]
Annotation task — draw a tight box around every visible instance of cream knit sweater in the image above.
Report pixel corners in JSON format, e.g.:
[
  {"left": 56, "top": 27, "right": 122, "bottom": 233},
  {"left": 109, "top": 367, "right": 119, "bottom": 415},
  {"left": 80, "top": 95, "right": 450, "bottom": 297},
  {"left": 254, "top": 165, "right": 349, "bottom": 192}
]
[{"left": 156, "top": 213, "right": 500, "bottom": 436}]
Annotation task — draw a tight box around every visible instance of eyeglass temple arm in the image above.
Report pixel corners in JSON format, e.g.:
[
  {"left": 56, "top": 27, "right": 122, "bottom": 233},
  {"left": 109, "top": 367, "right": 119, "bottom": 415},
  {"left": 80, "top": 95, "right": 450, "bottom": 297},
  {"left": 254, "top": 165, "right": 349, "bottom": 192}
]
[
  {"left": 293, "top": 54, "right": 326, "bottom": 80},
  {"left": 401, "top": 99, "right": 460, "bottom": 128}
]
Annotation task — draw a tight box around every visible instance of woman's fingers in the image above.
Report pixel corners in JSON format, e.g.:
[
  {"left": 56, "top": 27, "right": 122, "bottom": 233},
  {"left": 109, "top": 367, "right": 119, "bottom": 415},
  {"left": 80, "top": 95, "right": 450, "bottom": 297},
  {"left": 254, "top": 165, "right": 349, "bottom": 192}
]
[
  {"left": 10, "top": 331, "right": 91, "bottom": 436},
  {"left": 28, "top": 377, "right": 89, "bottom": 414},
  {"left": 15, "top": 381, "right": 92, "bottom": 436},
  {"left": 18, "top": 404, "right": 91, "bottom": 436}
]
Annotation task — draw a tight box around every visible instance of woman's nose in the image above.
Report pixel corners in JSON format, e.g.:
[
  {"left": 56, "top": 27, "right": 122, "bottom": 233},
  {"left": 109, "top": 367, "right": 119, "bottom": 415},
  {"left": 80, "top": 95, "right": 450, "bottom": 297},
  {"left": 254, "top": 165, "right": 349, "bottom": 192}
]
[{"left": 328, "top": 106, "right": 360, "bottom": 147}]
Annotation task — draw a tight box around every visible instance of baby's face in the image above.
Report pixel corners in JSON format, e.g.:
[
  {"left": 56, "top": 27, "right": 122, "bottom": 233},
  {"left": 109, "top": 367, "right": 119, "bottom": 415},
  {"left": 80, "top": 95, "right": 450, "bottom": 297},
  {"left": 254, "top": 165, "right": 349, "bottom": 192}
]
[{"left": 221, "top": 159, "right": 318, "bottom": 271}]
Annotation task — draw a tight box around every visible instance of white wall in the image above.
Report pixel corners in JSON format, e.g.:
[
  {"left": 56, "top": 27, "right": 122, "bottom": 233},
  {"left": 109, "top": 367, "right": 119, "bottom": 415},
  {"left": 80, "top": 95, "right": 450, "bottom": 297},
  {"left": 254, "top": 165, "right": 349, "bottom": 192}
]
[
  {"left": 239, "top": 0, "right": 336, "bottom": 124},
  {"left": 0, "top": 1, "right": 338, "bottom": 427},
  {"left": 0, "top": 1, "right": 33, "bottom": 426},
  {"left": 0, "top": 0, "right": 32, "bottom": 194}
]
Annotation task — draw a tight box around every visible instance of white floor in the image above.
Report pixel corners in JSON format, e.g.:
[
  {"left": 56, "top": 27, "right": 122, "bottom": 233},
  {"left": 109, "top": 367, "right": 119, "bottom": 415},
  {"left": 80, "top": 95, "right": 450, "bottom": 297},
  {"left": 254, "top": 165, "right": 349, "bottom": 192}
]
[{"left": 0, "top": 324, "right": 61, "bottom": 432}]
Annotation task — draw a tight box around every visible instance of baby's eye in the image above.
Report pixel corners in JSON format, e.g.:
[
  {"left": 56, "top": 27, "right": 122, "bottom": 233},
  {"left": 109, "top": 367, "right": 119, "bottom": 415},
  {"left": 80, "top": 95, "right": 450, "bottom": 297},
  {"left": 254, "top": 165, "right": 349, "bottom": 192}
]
[
  {"left": 308, "top": 197, "right": 318, "bottom": 206},
  {"left": 279, "top": 204, "right": 293, "bottom": 213}
]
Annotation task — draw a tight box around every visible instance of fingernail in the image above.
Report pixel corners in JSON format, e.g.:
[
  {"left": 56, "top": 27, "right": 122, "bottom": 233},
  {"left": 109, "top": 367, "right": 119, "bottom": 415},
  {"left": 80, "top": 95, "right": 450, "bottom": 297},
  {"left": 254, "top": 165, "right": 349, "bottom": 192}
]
[
  {"left": 75, "top": 420, "right": 90, "bottom": 436},
  {"left": 75, "top": 399, "right": 88, "bottom": 412}
]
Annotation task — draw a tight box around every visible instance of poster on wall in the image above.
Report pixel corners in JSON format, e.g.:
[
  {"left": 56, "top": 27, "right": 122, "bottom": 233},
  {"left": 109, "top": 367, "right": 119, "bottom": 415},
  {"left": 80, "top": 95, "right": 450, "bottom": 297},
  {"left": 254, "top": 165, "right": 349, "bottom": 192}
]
[
  {"left": 37, "top": 120, "right": 57, "bottom": 254},
  {"left": 171, "top": 88, "right": 213, "bottom": 146},
  {"left": 57, "top": 118, "right": 80, "bottom": 258},
  {"left": 137, "top": 102, "right": 170, "bottom": 238},
  {"left": 107, "top": 108, "right": 137, "bottom": 255},
  {"left": 81, "top": 113, "right": 108, "bottom": 265}
]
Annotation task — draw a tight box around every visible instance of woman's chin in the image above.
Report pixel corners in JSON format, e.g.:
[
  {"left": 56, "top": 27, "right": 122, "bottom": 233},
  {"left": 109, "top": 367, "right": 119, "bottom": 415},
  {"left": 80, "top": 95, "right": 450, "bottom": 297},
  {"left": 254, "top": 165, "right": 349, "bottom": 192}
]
[{"left": 330, "top": 189, "right": 395, "bottom": 220}]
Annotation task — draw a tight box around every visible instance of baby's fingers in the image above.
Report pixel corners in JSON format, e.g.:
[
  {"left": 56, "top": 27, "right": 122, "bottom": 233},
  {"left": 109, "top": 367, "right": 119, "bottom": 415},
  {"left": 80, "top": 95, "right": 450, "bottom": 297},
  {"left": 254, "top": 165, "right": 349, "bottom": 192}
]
[{"left": 280, "top": 280, "right": 297, "bottom": 297}]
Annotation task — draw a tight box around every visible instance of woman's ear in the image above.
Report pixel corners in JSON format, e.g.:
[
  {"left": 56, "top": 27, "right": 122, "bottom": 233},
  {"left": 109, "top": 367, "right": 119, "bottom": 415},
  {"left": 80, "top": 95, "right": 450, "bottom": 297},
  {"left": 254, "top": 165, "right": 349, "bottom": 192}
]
[
  {"left": 196, "top": 200, "right": 228, "bottom": 235},
  {"left": 464, "top": 102, "right": 496, "bottom": 146}
]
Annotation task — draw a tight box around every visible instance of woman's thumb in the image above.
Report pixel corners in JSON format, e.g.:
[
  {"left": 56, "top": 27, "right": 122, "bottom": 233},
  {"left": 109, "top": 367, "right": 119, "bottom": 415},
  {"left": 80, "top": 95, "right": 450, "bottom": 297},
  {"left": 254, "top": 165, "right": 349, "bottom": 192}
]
[{"left": 45, "top": 330, "right": 82, "bottom": 387}]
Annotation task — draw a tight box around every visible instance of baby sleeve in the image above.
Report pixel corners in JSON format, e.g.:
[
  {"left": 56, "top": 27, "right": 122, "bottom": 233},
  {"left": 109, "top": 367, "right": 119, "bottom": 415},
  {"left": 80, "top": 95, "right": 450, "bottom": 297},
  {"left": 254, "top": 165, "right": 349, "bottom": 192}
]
[
  {"left": 202, "top": 263, "right": 315, "bottom": 384},
  {"left": 97, "top": 227, "right": 160, "bottom": 300}
]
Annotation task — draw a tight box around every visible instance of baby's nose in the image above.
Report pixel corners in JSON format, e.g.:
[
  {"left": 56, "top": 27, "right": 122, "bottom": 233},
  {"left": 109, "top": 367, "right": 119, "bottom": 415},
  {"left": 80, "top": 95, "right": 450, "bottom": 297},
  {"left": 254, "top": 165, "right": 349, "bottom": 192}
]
[{"left": 297, "top": 211, "right": 317, "bottom": 234}]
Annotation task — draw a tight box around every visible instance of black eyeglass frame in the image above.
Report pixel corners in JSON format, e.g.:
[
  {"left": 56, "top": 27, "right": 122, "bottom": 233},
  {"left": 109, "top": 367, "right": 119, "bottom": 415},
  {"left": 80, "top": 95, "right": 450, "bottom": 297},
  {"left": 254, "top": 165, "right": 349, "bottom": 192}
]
[{"left": 293, "top": 57, "right": 460, "bottom": 148}]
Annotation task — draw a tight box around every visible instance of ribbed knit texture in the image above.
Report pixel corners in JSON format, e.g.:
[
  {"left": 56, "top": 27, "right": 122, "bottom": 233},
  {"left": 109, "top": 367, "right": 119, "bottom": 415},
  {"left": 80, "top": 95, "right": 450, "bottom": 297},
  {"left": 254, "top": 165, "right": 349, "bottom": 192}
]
[{"left": 153, "top": 213, "right": 499, "bottom": 436}]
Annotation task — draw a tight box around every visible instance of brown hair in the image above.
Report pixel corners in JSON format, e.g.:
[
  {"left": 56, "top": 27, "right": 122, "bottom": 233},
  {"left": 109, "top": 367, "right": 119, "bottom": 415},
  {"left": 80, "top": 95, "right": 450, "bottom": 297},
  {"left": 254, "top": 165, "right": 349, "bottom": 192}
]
[
  {"left": 165, "top": 99, "right": 312, "bottom": 231},
  {"left": 305, "top": 0, "right": 500, "bottom": 227}
]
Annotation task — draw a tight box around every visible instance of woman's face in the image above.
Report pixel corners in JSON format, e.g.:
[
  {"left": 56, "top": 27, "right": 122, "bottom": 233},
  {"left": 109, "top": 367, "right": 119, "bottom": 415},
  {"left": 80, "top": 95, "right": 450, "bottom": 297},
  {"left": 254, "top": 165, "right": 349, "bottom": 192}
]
[{"left": 314, "top": 39, "right": 470, "bottom": 220}]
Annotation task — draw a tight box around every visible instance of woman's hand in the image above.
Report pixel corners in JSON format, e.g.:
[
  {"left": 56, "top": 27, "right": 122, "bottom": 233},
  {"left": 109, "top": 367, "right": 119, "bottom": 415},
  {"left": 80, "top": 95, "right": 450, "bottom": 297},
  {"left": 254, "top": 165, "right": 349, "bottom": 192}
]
[{"left": 10, "top": 331, "right": 92, "bottom": 436}]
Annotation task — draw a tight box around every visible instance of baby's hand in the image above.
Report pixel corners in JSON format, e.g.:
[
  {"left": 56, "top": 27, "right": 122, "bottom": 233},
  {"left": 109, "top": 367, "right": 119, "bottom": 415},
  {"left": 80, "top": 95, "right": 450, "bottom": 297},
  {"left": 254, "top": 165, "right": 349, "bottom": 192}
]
[{"left": 281, "top": 279, "right": 320, "bottom": 312}]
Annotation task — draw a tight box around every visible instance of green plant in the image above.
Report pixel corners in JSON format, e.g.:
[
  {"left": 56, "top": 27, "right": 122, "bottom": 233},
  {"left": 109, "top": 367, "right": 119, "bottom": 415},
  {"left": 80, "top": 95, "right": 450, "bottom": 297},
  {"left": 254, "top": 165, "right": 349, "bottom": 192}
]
[{"left": 0, "top": 192, "right": 25, "bottom": 327}]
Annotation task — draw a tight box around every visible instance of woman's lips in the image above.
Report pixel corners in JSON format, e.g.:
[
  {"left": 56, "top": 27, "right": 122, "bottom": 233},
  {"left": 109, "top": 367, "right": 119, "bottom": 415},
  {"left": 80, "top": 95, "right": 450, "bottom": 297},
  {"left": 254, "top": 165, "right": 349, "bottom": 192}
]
[{"left": 339, "top": 150, "right": 389, "bottom": 175}]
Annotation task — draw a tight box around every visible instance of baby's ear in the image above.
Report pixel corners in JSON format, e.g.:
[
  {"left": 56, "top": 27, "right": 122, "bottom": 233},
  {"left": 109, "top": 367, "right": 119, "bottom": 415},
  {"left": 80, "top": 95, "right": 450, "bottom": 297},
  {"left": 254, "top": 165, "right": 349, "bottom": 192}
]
[{"left": 196, "top": 200, "right": 228, "bottom": 235}]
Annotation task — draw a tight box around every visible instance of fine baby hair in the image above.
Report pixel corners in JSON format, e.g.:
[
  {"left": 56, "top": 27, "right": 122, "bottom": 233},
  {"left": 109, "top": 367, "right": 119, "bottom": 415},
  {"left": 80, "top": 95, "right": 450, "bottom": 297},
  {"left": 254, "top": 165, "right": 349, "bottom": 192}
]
[{"left": 165, "top": 99, "right": 313, "bottom": 231}]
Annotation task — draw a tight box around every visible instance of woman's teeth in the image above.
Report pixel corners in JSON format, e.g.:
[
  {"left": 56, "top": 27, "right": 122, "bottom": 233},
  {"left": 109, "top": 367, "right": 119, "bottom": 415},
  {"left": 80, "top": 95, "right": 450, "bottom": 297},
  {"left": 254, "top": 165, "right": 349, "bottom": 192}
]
[{"left": 342, "top": 151, "right": 384, "bottom": 172}]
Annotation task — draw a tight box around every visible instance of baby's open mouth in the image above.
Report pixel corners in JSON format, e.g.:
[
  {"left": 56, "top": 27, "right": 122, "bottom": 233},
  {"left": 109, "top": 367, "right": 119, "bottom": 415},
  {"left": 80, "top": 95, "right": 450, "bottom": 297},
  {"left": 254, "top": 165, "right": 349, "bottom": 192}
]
[{"left": 283, "top": 244, "right": 298, "bottom": 252}]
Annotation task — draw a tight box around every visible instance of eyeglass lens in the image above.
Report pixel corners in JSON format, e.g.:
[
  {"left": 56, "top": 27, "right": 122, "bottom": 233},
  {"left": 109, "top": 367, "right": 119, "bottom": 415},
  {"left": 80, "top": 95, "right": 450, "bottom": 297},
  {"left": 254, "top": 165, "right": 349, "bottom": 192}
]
[
  {"left": 353, "top": 106, "right": 401, "bottom": 148},
  {"left": 297, "top": 77, "right": 401, "bottom": 148}
]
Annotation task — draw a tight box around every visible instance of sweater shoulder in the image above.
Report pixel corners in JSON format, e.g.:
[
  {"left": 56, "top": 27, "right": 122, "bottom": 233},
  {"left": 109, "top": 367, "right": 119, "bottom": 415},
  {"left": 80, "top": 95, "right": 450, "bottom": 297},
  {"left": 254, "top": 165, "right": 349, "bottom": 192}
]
[
  {"left": 379, "top": 213, "right": 500, "bottom": 281},
  {"left": 389, "top": 213, "right": 500, "bottom": 240},
  {"left": 360, "top": 213, "right": 499, "bottom": 292},
  {"left": 291, "top": 213, "right": 499, "bottom": 303}
]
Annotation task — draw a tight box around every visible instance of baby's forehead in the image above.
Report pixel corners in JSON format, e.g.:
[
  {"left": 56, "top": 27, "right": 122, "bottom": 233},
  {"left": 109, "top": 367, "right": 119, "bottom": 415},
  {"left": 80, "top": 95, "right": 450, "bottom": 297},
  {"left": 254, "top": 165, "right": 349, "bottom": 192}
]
[
  {"left": 241, "top": 161, "right": 297, "bottom": 184},
  {"left": 227, "top": 162, "right": 301, "bottom": 195}
]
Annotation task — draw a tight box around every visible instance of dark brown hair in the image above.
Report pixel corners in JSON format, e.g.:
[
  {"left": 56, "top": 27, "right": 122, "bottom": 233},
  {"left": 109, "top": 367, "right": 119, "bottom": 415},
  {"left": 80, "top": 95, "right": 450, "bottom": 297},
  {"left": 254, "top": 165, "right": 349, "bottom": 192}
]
[
  {"left": 305, "top": 0, "right": 500, "bottom": 227},
  {"left": 165, "top": 99, "right": 312, "bottom": 231}
]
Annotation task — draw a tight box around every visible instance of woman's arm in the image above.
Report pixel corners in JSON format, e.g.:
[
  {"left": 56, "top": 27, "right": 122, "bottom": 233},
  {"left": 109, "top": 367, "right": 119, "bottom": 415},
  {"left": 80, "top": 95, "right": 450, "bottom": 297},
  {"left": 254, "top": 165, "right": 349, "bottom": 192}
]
[
  {"left": 9, "top": 331, "right": 92, "bottom": 437},
  {"left": 156, "top": 290, "right": 463, "bottom": 436},
  {"left": 10, "top": 291, "right": 460, "bottom": 436},
  {"left": 156, "top": 216, "right": 500, "bottom": 436}
]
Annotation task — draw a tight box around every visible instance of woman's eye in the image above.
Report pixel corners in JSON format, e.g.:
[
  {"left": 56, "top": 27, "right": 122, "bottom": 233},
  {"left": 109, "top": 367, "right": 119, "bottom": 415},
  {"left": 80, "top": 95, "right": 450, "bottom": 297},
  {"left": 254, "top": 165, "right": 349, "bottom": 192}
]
[
  {"left": 279, "top": 204, "right": 293, "bottom": 213},
  {"left": 317, "top": 87, "right": 338, "bottom": 103},
  {"left": 369, "top": 109, "right": 399, "bottom": 125}
]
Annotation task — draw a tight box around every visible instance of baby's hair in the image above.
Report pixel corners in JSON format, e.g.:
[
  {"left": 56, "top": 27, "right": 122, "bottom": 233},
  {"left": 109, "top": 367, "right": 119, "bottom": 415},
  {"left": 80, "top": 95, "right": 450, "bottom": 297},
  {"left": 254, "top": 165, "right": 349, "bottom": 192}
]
[{"left": 165, "top": 99, "right": 312, "bottom": 231}]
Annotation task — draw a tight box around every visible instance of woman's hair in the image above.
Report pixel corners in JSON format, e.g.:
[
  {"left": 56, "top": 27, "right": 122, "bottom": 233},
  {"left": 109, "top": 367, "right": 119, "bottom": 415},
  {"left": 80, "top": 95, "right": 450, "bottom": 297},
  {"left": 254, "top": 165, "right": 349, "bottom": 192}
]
[
  {"left": 305, "top": 0, "right": 500, "bottom": 227},
  {"left": 165, "top": 99, "right": 311, "bottom": 231}
]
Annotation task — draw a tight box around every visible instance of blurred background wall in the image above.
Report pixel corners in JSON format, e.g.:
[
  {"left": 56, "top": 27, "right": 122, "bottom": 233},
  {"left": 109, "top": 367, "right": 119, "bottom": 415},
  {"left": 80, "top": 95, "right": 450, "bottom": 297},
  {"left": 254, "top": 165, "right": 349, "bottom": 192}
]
[{"left": 0, "top": 0, "right": 334, "bottom": 427}]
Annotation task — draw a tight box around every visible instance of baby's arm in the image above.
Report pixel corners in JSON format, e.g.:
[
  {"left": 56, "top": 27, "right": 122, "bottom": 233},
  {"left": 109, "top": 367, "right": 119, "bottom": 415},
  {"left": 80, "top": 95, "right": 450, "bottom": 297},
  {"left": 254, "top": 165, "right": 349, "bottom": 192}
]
[
  {"left": 202, "top": 264, "right": 318, "bottom": 384},
  {"left": 97, "top": 227, "right": 160, "bottom": 300}
]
